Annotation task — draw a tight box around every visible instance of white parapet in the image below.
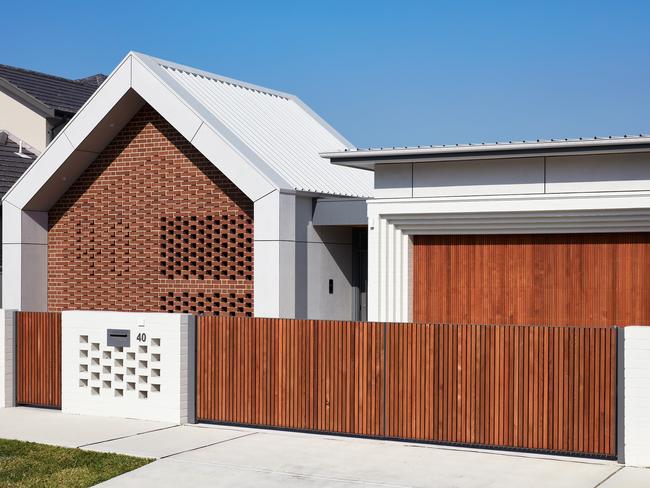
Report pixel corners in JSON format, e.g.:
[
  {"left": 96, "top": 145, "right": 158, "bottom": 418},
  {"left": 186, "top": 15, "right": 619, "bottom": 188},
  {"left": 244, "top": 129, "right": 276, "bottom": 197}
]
[
  {"left": 623, "top": 326, "right": 650, "bottom": 466},
  {"left": 62, "top": 311, "right": 195, "bottom": 424},
  {"left": 0, "top": 309, "right": 15, "bottom": 408}
]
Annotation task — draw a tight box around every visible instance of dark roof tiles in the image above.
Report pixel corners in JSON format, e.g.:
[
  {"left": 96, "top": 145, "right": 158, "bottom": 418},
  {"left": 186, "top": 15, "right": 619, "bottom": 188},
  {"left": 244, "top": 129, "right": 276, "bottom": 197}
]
[
  {"left": 0, "top": 64, "right": 106, "bottom": 114},
  {"left": 0, "top": 131, "right": 36, "bottom": 197}
]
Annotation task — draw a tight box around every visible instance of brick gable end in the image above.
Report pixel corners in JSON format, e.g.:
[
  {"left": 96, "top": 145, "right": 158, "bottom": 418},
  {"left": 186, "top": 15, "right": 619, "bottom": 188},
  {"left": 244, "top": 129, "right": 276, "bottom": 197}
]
[{"left": 48, "top": 104, "right": 254, "bottom": 315}]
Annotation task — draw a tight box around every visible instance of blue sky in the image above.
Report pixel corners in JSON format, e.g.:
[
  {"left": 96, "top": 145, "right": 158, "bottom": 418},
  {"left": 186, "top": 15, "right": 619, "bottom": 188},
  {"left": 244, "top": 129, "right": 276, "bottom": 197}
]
[{"left": 6, "top": 1, "right": 650, "bottom": 148}]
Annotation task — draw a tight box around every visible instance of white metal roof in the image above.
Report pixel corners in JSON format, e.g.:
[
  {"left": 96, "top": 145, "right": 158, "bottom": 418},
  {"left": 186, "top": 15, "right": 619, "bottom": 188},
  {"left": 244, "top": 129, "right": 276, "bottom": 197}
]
[
  {"left": 322, "top": 134, "right": 650, "bottom": 169},
  {"left": 141, "top": 53, "right": 373, "bottom": 197}
]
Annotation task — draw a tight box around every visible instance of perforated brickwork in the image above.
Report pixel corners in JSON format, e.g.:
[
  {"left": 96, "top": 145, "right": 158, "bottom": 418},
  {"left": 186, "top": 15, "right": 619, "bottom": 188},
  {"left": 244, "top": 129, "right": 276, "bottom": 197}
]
[{"left": 48, "top": 104, "right": 254, "bottom": 315}]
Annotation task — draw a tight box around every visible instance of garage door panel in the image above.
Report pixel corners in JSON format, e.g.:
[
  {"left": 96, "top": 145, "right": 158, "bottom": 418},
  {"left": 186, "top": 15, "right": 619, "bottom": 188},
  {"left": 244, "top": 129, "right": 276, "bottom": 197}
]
[{"left": 413, "top": 233, "right": 650, "bottom": 326}]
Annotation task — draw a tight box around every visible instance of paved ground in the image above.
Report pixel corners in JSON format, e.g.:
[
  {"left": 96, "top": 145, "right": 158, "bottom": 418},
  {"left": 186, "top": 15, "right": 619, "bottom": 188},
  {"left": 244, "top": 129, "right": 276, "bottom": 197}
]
[{"left": 1, "top": 407, "right": 649, "bottom": 487}]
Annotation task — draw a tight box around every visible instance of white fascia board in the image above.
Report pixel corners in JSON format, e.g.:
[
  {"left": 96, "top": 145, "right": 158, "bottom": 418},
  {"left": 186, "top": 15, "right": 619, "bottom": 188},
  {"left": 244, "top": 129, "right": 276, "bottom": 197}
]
[
  {"left": 132, "top": 53, "right": 286, "bottom": 200},
  {"left": 65, "top": 57, "right": 132, "bottom": 149}
]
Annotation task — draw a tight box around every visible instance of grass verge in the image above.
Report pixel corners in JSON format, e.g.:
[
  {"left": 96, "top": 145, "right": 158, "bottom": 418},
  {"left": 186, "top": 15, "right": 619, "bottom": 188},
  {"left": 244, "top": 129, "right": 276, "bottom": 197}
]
[{"left": 0, "top": 438, "right": 152, "bottom": 487}]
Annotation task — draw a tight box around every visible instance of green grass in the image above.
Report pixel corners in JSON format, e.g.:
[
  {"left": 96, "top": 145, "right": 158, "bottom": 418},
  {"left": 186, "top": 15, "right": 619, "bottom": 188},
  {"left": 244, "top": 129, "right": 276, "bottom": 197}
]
[{"left": 0, "top": 438, "right": 152, "bottom": 487}]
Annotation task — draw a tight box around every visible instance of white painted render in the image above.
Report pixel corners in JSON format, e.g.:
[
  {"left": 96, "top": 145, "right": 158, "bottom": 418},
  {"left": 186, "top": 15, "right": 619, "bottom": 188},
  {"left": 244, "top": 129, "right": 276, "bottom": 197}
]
[
  {"left": 0, "top": 91, "right": 47, "bottom": 152},
  {"left": 62, "top": 311, "right": 195, "bottom": 424},
  {"left": 623, "top": 326, "right": 650, "bottom": 467},
  {"left": 0, "top": 309, "right": 15, "bottom": 408},
  {"left": 254, "top": 192, "right": 355, "bottom": 319},
  {"left": 365, "top": 152, "right": 650, "bottom": 322},
  {"left": 312, "top": 198, "right": 367, "bottom": 226}
]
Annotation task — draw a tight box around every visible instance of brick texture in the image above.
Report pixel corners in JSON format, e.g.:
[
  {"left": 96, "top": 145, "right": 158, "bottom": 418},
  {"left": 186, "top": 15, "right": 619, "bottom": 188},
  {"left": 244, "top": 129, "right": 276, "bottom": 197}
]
[{"left": 48, "top": 104, "right": 253, "bottom": 315}]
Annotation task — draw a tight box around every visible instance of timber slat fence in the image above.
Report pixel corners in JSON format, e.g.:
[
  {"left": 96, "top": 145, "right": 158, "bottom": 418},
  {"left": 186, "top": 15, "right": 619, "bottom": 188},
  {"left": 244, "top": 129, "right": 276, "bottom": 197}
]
[
  {"left": 16, "top": 311, "right": 62, "bottom": 409},
  {"left": 196, "top": 317, "right": 617, "bottom": 458}
]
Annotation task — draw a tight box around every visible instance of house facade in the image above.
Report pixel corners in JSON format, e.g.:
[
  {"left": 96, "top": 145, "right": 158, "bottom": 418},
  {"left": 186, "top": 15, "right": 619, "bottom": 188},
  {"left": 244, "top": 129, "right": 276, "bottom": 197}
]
[
  {"left": 324, "top": 141, "right": 650, "bottom": 326},
  {"left": 2, "top": 52, "right": 372, "bottom": 319}
]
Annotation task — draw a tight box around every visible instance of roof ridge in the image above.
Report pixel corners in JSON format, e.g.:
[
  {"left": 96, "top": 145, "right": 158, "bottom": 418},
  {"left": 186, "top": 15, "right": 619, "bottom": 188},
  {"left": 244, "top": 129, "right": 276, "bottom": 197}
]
[{"left": 0, "top": 63, "right": 103, "bottom": 87}]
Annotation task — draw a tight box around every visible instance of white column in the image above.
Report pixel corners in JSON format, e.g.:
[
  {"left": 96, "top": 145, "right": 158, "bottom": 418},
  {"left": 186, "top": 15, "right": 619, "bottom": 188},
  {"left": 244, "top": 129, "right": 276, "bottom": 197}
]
[
  {"left": 623, "top": 326, "right": 650, "bottom": 466},
  {"left": 368, "top": 213, "right": 411, "bottom": 323},
  {"left": 0, "top": 309, "right": 16, "bottom": 408},
  {"left": 2, "top": 202, "right": 48, "bottom": 311},
  {"left": 367, "top": 215, "right": 380, "bottom": 322},
  {"left": 253, "top": 190, "right": 297, "bottom": 318}
]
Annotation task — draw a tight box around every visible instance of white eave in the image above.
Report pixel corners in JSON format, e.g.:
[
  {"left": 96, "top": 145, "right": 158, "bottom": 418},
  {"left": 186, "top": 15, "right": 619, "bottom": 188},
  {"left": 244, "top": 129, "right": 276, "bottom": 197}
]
[{"left": 322, "top": 135, "right": 650, "bottom": 170}]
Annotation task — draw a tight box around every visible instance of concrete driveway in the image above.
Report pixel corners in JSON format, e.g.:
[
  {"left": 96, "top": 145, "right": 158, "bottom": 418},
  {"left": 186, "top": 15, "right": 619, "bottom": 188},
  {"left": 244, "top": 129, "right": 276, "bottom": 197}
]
[{"left": 1, "top": 407, "right": 648, "bottom": 487}]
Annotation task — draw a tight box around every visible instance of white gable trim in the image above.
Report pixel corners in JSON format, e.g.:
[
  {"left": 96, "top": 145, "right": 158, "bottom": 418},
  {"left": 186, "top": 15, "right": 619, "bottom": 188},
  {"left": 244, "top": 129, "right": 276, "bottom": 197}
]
[
  {"left": 132, "top": 54, "right": 291, "bottom": 194},
  {"left": 2, "top": 52, "right": 282, "bottom": 212}
]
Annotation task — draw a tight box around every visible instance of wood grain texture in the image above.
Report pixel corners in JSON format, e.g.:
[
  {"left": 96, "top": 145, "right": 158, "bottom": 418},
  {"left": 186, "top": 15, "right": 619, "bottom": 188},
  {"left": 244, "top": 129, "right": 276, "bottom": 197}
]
[
  {"left": 196, "top": 317, "right": 617, "bottom": 458},
  {"left": 413, "top": 233, "right": 650, "bottom": 326},
  {"left": 384, "top": 323, "right": 616, "bottom": 457},
  {"left": 196, "top": 317, "right": 384, "bottom": 436},
  {"left": 16, "top": 312, "right": 62, "bottom": 409}
]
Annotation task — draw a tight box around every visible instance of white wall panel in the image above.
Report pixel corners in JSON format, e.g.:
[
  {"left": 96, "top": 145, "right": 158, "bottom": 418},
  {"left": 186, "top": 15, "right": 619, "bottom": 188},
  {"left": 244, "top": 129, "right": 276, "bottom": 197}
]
[
  {"left": 624, "top": 326, "right": 650, "bottom": 467},
  {"left": 375, "top": 163, "right": 412, "bottom": 198},
  {"left": 547, "top": 153, "right": 650, "bottom": 193},
  {"left": 413, "top": 158, "right": 544, "bottom": 198}
]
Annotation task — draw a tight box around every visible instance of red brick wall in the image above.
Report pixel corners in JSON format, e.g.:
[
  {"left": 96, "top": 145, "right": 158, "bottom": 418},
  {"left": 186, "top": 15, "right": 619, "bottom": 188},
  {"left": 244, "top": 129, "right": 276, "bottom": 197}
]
[{"left": 48, "top": 104, "right": 253, "bottom": 315}]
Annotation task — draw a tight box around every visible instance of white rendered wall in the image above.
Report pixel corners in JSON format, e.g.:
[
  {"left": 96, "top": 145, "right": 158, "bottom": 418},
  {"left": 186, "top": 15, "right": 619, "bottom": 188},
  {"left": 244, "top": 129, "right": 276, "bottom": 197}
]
[
  {"left": 0, "top": 309, "right": 15, "bottom": 408},
  {"left": 62, "top": 311, "right": 195, "bottom": 424},
  {"left": 623, "top": 326, "right": 650, "bottom": 467},
  {"left": 0, "top": 91, "right": 48, "bottom": 152},
  {"left": 254, "top": 191, "right": 356, "bottom": 320}
]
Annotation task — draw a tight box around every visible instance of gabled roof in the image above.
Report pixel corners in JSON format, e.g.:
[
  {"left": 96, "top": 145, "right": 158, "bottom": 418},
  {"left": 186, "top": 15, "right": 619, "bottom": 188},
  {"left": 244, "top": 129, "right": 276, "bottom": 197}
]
[
  {"left": 147, "top": 54, "right": 372, "bottom": 197},
  {"left": 0, "top": 131, "right": 37, "bottom": 197},
  {"left": 0, "top": 63, "right": 106, "bottom": 116},
  {"left": 3, "top": 52, "right": 371, "bottom": 211}
]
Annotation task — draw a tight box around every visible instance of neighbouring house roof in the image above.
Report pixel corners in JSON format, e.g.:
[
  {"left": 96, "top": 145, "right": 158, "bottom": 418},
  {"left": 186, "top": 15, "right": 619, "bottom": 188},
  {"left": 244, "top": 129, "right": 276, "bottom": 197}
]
[
  {"left": 0, "top": 131, "right": 37, "bottom": 197},
  {"left": 0, "top": 63, "right": 106, "bottom": 116},
  {"left": 3, "top": 52, "right": 373, "bottom": 211},
  {"left": 322, "top": 134, "right": 650, "bottom": 169}
]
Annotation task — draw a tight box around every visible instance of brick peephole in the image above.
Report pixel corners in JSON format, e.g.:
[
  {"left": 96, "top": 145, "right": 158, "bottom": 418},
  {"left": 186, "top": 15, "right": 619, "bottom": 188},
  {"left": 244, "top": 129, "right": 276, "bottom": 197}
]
[{"left": 48, "top": 104, "right": 253, "bottom": 315}]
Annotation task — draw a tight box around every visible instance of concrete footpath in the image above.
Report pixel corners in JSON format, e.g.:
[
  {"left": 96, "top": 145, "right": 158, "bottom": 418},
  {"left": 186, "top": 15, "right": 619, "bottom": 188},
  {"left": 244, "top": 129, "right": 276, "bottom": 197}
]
[{"left": 1, "top": 407, "right": 649, "bottom": 487}]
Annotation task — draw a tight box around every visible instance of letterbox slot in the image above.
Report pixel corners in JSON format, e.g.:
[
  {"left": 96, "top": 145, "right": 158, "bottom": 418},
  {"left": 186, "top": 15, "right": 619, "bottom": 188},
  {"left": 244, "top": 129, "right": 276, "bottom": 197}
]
[{"left": 107, "top": 329, "right": 131, "bottom": 348}]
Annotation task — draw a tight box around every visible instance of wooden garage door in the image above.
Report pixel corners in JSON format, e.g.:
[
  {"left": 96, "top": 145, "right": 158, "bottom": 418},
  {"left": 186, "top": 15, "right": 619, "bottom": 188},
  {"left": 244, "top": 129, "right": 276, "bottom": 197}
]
[{"left": 413, "top": 233, "right": 650, "bottom": 326}]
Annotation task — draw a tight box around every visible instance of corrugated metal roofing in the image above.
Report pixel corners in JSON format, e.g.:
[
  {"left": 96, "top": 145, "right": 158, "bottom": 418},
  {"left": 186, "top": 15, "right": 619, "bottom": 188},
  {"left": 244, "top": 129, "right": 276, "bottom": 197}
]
[
  {"left": 0, "top": 64, "right": 106, "bottom": 114},
  {"left": 154, "top": 60, "right": 373, "bottom": 198},
  {"left": 325, "top": 133, "right": 650, "bottom": 157}
]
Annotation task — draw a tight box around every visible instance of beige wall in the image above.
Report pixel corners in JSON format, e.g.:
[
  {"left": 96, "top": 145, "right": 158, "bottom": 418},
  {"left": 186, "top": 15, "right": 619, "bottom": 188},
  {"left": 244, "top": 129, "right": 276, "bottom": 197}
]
[{"left": 0, "top": 91, "right": 47, "bottom": 152}]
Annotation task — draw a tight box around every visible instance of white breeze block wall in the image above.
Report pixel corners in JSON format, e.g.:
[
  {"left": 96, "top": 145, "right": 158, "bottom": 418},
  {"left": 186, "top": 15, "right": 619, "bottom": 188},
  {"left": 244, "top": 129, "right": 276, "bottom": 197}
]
[
  {"left": 0, "top": 309, "right": 15, "bottom": 408},
  {"left": 62, "top": 311, "right": 195, "bottom": 424},
  {"left": 624, "top": 326, "right": 650, "bottom": 467}
]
